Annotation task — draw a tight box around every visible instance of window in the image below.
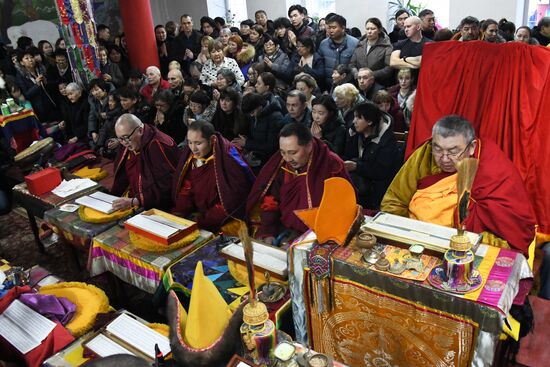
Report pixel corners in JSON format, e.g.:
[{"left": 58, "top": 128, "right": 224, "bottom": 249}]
[{"left": 305, "top": 0, "right": 336, "bottom": 20}]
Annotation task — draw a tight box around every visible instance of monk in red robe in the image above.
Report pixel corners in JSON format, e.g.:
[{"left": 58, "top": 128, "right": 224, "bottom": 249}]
[
  {"left": 172, "top": 120, "right": 255, "bottom": 231},
  {"left": 246, "top": 123, "right": 351, "bottom": 245},
  {"left": 111, "top": 113, "right": 180, "bottom": 211},
  {"left": 381, "top": 115, "right": 536, "bottom": 255}
]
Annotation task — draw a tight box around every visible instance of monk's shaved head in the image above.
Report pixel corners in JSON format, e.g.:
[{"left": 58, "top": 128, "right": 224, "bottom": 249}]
[{"left": 115, "top": 113, "right": 143, "bottom": 130}]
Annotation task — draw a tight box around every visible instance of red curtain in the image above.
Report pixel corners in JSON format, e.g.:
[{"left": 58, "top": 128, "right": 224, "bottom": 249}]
[{"left": 407, "top": 41, "right": 550, "bottom": 234}]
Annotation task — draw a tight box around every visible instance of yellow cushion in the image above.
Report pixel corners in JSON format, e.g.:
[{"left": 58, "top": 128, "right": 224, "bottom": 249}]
[
  {"left": 79, "top": 205, "right": 134, "bottom": 224},
  {"left": 73, "top": 166, "right": 108, "bottom": 181},
  {"left": 38, "top": 282, "right": 110, "bottom": 337}
]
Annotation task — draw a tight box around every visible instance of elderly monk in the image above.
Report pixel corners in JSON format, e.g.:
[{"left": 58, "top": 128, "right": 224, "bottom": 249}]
[
  {"left": 247, "top": 123, "right": 351, "bottom": 245},
  {"left": 172, "top": 120, "right": 254, "bottom": 231},
  {"left": 111, "top": 113, "right": 180, "bottom": 211},
  {"left": 381, "top": 115, "right": 536, "bottom": 255}
]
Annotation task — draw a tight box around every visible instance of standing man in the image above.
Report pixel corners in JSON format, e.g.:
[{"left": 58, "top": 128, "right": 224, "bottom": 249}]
[
  {"left": 452, "top": 16, "right": 481, "bottom": 41},
  {"left": 318, "top": 14, "right": 359, "bottom": 90},
  {"left": 168, "top": 14, "right": 202, "bottom": 76},
  {"left": 288, "top": 5, "right": 315, "bottom": 39},
  {"left": 418, "top": 9, "right": 437, "bottom": 40},
  {"left": 390, "top": 16, "right": 432, "bottom": 73}
]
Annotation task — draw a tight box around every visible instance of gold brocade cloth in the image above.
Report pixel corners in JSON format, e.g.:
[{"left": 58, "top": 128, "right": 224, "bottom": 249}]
[{"left": 305, "top": 271, "right": 477, "bottom": 367}]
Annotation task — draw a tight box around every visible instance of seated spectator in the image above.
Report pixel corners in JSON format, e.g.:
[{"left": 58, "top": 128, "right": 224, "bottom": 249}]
[
  {"left": 183, "top": 90, "right": 217, "bottom": 127},
  {"left": 96, "top": 91, "right": 122, "bottom": 157},
  {"left": 118, "top": 86, "right": 152, "bottom": 123},
  {"left": 182, "top": 80, "right": 199, "bottom": 106},
  {"left": 282, "top": 90, "right": 312, "bottom": 127},
  {"left": 243, "top": 62, "right": 265, "bottom": 90},
  {"left": 197, "top": 36, "right": 214, "bottom": 65},
  {"left": 373, "top": 90, "right": 406, "bottom": 133},
  {"left": 98, "top": 46, "right": 125, "bottom": 88},
  {"left": 246, "top": 123, "right": 349, "bottom": 244},
  {"left": 330, "top": 64, "right": 355, "bottom": 95},
  {"left": 255, "top": 71, "right": 287, "bottom": 114},
  {"left": 350, "top": 17, "right": 394, "bottom": 87},
  {"left": 226, "top": 36, "right": 255, "bottom": 81},
  {"left": 514, "top": 26, "right": 539, "bottom": 45},
  {"left": 334, "top": 83, "right": 364, "bottom": 129},
  {"left": 258, "top": 35, "right": 292, "bottom": 90},
  {"left": 61, "top": 82, "right": 90, "bottom": 144},
  {"left": 292, "top": 36, "right": 323, "bottom": 82},
  {"left": 167, "top": 68, "right": 185, "bottom": 100},
  {"left": 218, "top": 28, "right": 231, "bottom": 47},
  {"left": 237, "top": 92, "right": 284, "bottom": 168},
  {"left": 433, "top": 28, "right": 454, "bottom": 41},
  {"left": 481, "top": 19, "right": 506, "bottom": 43},
  {"left": 127, "top": 68, "right": 145, "bottom": 92},
  {"left": 498, "top": 18, "right": 516, "bottom": 42},
  {"left": 211, "top": 87, "right": 250, "bottom": 141},
  {"left": 169, "top": 60, "right": 181, "bottom": 71},
  {"left": 200, "top": 41, "right": 245, "bottom": 88},
  {"left": 392, "top": 68, "right": 415, "bottom": 110},
  {"left": 293, "top": 73, "right": 317, "bottom": 109},
  {"left": 343, "top": 102, "right": 400, "bottom": 210},
  {"left": 255, "top": 9, "right": 274, "bottom": 35},
  {"left": 311, "top": 95, "right": 346, "bottom": 156},
  {"left": 355, "top": 67, "right": 384, "bottom": 101},
  {"left": 140, "top": 66, "right": 170, "bottom": 104},
  {"left": 111, "top": 113, "right": 180, "bottom": 211},
  {"left": 153, "top": 89, "right": 186, "bottom": 144},
  {"left": 172, "top": 120, "right": 254, "bottom": 231},
  {"left": 532, "top": 16, "right": 550, "bottom": 46},
  {"left": 16, "top": 48, "right": 57, "bottom": 123},
  {"left": 188, "top": 61, "right": 203, "bottom": 85},
  {"left": 240, "top": 19, "right": 254, "bottom": 42},
  {"left": 215, "top": 68, "right": 240, "bottom": 91},
  {"left": 88, "top": 78, "right": 114, "bottom": 148}
]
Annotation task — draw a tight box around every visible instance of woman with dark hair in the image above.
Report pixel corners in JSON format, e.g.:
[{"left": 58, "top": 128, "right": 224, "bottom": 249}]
[
  {"left": 498, "top": 18, "right": 516, "bottom": 42},
  {"left": 108, "top": 45, "right": 131, "bottom": 79},
  {"left": 257, "top": 34, "right": 292, "bottom": 90},
  {"left": 37, "top": 40, "right": 55, "bottom": 67},
  {"left": 292, "top": 36, "right": 324, "bottom": 82},
  {"left": 54, "top": 37, "right": 66, "bottom": 51},
  {"left": 200, "top": 16, "right": 219, "bottom": 38},
  {"left": 273, "top": 17, "right": 294, "bottom": 55},
  {"left": 183, "top": 89, "right": 217, "bottom": 127},
  {"left": 350, "top": 17, "right": 394, "bottom": 87},
  {"left": 515, "top": 26, "right": 539, "bottom": 45},
  {"left": 330, "top": 64, "right": 354, "bottom": 95},
  {"left": 481, "top": 19, "right": 505, "bottom": 43},
  {"left": 117, "top": 86, "right": 152, "bottom": 123},
  {"left": 343, "top": 102, "right": 400, "bottom": 210},
  {"left": 243, "top": 62, "right": 265, "bottom": 90},
  {"left": 211, "top": 87, "right": 249, "bottom": 140},
  {"left": 98, "top": 46, "right": 125, "bottom": 87},
  {"left": 311, "top": 95, "right": 346, "bottom": 156},
  {"left": 388, "top": 9, "right": 409, "bottom": 43},
  {"left": 153, "top": 89, "right": 186, "bottom": 144},
  {"left": 155, "top": 24, "right": 170, "bottom": 76},
  {"left": 248, "top": 24, "right": 265, "bottom": 60}
]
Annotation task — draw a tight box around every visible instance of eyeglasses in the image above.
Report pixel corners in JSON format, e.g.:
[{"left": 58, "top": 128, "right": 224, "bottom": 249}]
[
  {"left": 116, "top": 126, "right": 140, "bottom": 143},
  {"left": 432, "top": 141, "right": 473, "bottom": 160}
]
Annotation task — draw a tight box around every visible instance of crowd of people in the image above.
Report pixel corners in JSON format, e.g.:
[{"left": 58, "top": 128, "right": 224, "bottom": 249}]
[{"left": 0, "top": 7, "right": 548, "bottom": 248}]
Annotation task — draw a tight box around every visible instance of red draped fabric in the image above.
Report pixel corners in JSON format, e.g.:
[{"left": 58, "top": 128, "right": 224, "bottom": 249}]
[{"left": 407, "top": 41, "right": 550, "bottom": 234}]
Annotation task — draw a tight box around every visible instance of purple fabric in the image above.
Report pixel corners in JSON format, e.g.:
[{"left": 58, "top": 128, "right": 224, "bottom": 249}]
[
  {"left": 19, "top": 293, "right": 76, "bottom": 326},
  {"left": 54, "top": 142, "right": 88, "bottom": 161}
]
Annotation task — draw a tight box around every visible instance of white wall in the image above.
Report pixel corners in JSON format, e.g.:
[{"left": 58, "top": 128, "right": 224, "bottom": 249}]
[
  {"left": 335, "top": 0, "right": 388, "bottom": 30},
  {"left": 149, "top": 0, "right": 208, "bottom": 25},
  {"left": 246, "top": 0, "right": 290, "bottom": 21},
  {"left": 448, "top": 0, "right": 520, "bottom": 29}
]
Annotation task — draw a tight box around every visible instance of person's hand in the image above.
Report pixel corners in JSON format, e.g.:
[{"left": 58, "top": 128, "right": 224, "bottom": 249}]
[
  {"left": 103, "top": 73, "right": 112, "bottom": 81},
  {"left": 263, "top": 236, "right": 275, "bottom": 245},
  {"left": 287, "top": 31, "right": 297, "bottom": 46},
  {"left": 35, "top": 74, "right": 45, "bottom": 84},
  {"left": 68, "top": 137, "right": 78, "bottom": 144},
  {"left": 92, "top": 132, "right": 98, "bottom": 142},
  {"left": 100, "top": 112, "right": 107, "bottom": 119},
  {"left": 155, "top": 111, "right": 165, "bottom": 125},
  {"left": 184, "top": 49, "right": 194, "bottom": 60},
  {"left": 344, "top": 160, "right": 357, "bottom": 172},
  {"left": 112, "top": 197, "right": 134, "bottom": 211},
  {"left": 212, "top": 89, "right": 220, "bottom": 101},
  {"left": 263, "top": 58, "right": 272, "bottom": 68},
  {"left": 107, "top": 139, "right": 119, "bottom": 149},
  {"left": 232, "top": 134, "right": 246, "bottom": 148}
]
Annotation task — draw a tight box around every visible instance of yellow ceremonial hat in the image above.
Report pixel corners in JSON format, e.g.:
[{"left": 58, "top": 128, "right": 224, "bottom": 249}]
[
  {"left": 184, "top": 261, "right": 232, "bottom": 349},
  {"left": 295, "top": 177, "right": 362, "bottom": 246}
]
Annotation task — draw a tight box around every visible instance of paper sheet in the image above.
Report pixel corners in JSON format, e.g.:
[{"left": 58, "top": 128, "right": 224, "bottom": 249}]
[
  {"left": 106, "top": 313, "right": 170, "bottom": 358},
  {"left": 0, "top": 300, "right": 56, "bottom": 354},
  {"left": 126, "top": 214, "right": 179, "bottom": 238},
  {"left": 221, "top": 241, "right": 288, "bottom": 275},
  {"left": 75, "top": 196, "right": 115, "bottom": 214},
  {"left": 86, "top": 333, "right": 135, "bottom": 357},
  {"left": 51, "top": 179, "right": 96, "bottom": 198}
]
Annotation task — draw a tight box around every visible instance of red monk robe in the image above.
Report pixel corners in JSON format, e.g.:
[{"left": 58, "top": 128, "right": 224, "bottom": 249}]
[
  {"left": 246, "top": 137, "right": 351, "bottom": 239},
  {"left": 382, "top": 138, "right": 536, "bottom": 255},
  {"left": 172, "top": 133, "right": 255, "bottom": 231},
  {"left": 111, "top": 124, "right": 180, "bottom": 210}
]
